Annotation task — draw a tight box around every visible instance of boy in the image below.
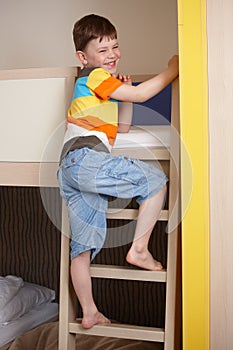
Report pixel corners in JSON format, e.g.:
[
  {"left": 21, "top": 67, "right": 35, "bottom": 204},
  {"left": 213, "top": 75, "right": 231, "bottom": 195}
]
[{"left": 57, "top": 14, "right": 179, "bottom": 329}]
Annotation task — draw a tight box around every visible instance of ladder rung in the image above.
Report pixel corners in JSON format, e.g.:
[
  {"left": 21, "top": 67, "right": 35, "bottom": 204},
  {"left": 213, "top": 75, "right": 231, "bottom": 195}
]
[
  {"left": 90, "top": 264, "right": 167, "bottom": 282},
  {"left": 107, "top": 208, "right": 168, "bottom": 221},
  {"left": 69, "top": 321, "right": 165, "bottom": 342}
]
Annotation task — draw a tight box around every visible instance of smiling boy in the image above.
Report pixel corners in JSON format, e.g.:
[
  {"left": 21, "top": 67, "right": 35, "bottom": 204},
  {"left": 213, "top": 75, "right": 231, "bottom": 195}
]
[{"left": 57, "top": 14, "right": 178, "bottom": 329}]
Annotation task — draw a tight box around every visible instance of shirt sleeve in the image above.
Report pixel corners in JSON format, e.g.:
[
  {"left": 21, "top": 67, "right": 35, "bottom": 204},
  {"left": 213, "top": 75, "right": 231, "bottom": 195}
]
[{"left": 87, "top": 68, "right": 123, "bottom": 100}]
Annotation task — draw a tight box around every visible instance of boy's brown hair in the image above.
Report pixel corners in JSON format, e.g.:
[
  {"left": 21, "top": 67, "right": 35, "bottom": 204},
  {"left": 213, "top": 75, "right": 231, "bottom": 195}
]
[{"left": 73, "top": 14, "right": 117, "bottom": 52}]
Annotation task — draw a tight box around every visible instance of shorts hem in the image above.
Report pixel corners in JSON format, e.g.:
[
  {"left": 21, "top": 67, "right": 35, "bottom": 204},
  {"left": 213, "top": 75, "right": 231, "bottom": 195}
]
[
  {"left": 70, "top": 243, "right": 101, "bottom": 261},
  {"left": 136, "top": 175, "right": 168, "bottom": 205}
]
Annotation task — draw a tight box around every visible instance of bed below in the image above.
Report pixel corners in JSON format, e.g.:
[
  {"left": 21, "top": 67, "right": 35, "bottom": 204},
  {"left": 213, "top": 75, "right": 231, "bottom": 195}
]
[
  {"left": 0, "top": 303, "right": 58, "bottom": 349},
  {"left": 3, "top": 321, "right": 163, "bottom": 350},
  {"left": 0, "top": 275, "right": 59, "bottom": 348}
]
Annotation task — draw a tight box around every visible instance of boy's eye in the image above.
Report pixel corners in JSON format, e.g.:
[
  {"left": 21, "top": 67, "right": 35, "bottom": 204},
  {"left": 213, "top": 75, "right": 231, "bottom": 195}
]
[{"left": 99, "top": 49, "right": 106, "bottom": 53}]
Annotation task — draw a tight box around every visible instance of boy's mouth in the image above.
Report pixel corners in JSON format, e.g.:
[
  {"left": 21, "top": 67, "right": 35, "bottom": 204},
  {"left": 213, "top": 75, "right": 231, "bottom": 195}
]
[{"left": 105, "top": 61, "right": 117, "bottom": 68}]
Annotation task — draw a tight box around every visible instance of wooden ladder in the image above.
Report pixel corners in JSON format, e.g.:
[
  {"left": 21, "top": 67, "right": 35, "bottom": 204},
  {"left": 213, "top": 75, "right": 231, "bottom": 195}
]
[{"left": 59, "top": 78, "right": 180, "bottom": 350}]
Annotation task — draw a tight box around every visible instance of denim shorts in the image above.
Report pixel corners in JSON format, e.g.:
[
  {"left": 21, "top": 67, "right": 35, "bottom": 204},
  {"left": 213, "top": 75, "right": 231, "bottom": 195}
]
[{"left": 57, "top": 147, "right": 168, "bottom": 261}]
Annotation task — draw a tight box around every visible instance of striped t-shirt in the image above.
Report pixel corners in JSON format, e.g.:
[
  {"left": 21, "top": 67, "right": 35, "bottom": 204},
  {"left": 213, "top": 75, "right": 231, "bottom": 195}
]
[{"left": 61, "top": 67, "right": 123, "bottom": 158}]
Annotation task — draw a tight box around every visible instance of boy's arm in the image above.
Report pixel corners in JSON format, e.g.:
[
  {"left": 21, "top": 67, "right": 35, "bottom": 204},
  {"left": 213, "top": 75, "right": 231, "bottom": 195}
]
[
  {"left": 110, "top": 55, "right": 179, "bottom": 103},
  {"left": 116, "top": 74, "right": 133, "bottom": 133},
  {"left": 118, "top": 102, "right": 133, "bottom": 133}
]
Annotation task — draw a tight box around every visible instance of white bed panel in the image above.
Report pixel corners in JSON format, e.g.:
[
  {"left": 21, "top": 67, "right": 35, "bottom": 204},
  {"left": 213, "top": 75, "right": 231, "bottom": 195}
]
[
  {"left": 0, "top": 78, "right": 71, "bottom": 162},
  {"left": 0, "top": 302, "right": 59, "bottom": 347}
]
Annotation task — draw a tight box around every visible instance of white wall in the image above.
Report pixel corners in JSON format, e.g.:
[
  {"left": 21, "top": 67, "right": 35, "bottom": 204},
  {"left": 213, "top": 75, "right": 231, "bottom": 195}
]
[{"left": 0, "top": 0, "right": 177, "bottom": 74}]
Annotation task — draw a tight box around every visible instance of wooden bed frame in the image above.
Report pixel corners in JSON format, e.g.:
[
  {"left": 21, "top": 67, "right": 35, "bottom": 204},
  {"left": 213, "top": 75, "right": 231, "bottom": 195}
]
[{"left": 0, "top": 68, "right": 180, "bottom": 350}]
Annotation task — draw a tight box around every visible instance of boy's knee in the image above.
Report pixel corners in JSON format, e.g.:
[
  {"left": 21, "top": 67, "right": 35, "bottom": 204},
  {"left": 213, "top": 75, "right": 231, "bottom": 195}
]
[{"left": 161, "top": 183, "right": 167, "bottom": 194}]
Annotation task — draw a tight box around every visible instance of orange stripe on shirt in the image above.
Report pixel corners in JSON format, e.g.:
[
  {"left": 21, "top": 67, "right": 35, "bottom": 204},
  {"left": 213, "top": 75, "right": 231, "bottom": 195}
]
[
  {"left": 94, "top": 76, "right": 122, "bottom": 100},
  {"left": 67, "top": 115, "right": 117, "bottom": 146}
]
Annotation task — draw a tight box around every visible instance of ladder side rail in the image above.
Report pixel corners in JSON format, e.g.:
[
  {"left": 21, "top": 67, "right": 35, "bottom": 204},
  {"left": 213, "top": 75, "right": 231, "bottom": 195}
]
[
  {"left": 164, "top": 78, "right": 181, "bottom": 350},
  {"left": 59, "top": 200, "right": 77, "bottom": 350}
]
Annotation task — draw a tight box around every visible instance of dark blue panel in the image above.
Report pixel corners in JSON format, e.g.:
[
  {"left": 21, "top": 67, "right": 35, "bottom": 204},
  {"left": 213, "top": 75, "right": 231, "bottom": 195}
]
[{"left": 131, "top": 82, "right": 171, "bottom": 125}]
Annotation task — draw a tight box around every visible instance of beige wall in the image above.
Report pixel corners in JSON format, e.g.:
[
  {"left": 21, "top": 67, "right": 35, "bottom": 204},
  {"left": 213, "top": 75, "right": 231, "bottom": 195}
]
[
  {"left": 207, "top": 0, "right": 233, "bottom": 348},
  {"left": 0, "top": 0, "right": 177, "bottom": 74}
]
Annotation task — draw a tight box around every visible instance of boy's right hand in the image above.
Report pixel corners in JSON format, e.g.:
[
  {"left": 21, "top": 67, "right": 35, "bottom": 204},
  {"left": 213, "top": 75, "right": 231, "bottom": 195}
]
[{"left": 168, "top": 55, "right": 179, "bottom": 76}]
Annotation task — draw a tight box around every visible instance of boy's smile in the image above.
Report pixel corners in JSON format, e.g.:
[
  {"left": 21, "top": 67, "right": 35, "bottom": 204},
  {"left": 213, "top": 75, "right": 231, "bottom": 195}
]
[{"left": 77, "top": 37, "right": 121, "bottom": 74}]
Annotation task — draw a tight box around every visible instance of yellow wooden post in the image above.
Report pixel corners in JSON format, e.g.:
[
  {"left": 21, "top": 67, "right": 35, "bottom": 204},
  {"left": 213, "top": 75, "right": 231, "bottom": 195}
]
[{"left": 177, "top": 0, "right": 210, "bottom": 349}]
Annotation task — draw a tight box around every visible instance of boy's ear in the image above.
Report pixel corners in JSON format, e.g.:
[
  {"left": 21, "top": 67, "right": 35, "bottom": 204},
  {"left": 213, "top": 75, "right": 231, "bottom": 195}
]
[{"left": 76, "top": 51, "right": 87, "bottom": 65}]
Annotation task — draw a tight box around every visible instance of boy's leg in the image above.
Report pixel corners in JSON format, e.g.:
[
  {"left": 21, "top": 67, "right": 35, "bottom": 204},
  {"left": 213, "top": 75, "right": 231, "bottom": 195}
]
[
  {"left": 57, "top": 151, "right": 110, "bottom": 329},
  {"left": 70, "top": 250, "right": 111, "bottom": 329},
  {"left": 126, "top": 185, "right": 167, "bottom": 271}
]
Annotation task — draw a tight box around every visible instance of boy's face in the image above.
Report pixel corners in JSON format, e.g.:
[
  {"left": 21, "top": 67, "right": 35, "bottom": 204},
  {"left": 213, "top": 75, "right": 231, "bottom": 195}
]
[{"left": 77, "top": 37, "right": 121, "bottom": 74}]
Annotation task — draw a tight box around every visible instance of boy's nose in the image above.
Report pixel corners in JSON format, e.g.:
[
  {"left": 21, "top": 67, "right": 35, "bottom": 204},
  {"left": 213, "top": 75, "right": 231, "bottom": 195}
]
[{"left": 108, "top": 50, "right": 116, "bottom": 58}]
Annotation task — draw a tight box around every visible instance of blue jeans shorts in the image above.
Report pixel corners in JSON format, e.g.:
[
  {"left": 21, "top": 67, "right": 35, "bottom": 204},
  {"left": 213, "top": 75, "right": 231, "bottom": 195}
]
[{"left": 57, "top": 147, "right": 168, "bottom": 261}]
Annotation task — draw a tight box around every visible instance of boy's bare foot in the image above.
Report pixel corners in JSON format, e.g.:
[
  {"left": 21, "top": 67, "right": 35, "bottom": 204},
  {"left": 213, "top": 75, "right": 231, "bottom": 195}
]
[
  {"left": 82, "top": 311, "right": 111, "bottom": 329},
  {"left": 126, "top": 249, "right": 163, "bottom": 271}
]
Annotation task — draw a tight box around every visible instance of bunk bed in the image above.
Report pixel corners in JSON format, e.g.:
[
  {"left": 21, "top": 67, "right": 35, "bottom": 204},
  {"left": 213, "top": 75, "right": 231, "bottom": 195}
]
[{"left": 0, "top": 68, "right": 180, "bottom": 350}]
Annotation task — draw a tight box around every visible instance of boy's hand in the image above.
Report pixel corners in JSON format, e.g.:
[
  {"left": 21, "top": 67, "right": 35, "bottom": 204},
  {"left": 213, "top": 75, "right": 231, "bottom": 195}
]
[
  {"left": 168, "top": 55, "right": 179, "bottom": 75},
  {"left": 116, "top": 73, "right": 132, "bottom": 86}
]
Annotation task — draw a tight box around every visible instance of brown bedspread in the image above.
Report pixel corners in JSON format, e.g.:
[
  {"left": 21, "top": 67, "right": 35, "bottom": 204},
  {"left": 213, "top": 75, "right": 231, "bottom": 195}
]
[{"left": 5, "top": 322, "right": 163, "bottom": 350}]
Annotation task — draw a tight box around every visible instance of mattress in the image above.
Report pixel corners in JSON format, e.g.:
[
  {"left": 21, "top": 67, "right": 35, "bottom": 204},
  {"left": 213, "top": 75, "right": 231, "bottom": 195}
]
[
  {"left": 114, "top": 125, "right": 170, "bottom": 149},
  {"left": 0, "top": 302, "right": 59, "bottom": 347}
]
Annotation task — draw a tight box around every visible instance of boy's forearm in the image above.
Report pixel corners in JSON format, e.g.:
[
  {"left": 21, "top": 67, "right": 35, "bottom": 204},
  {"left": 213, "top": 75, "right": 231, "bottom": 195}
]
[
  {"left": 118, "top": 102, "right": 133, "bottom": 133},
  {"left": 138, "top": 65, "right": 178, "bottom": 102}
]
